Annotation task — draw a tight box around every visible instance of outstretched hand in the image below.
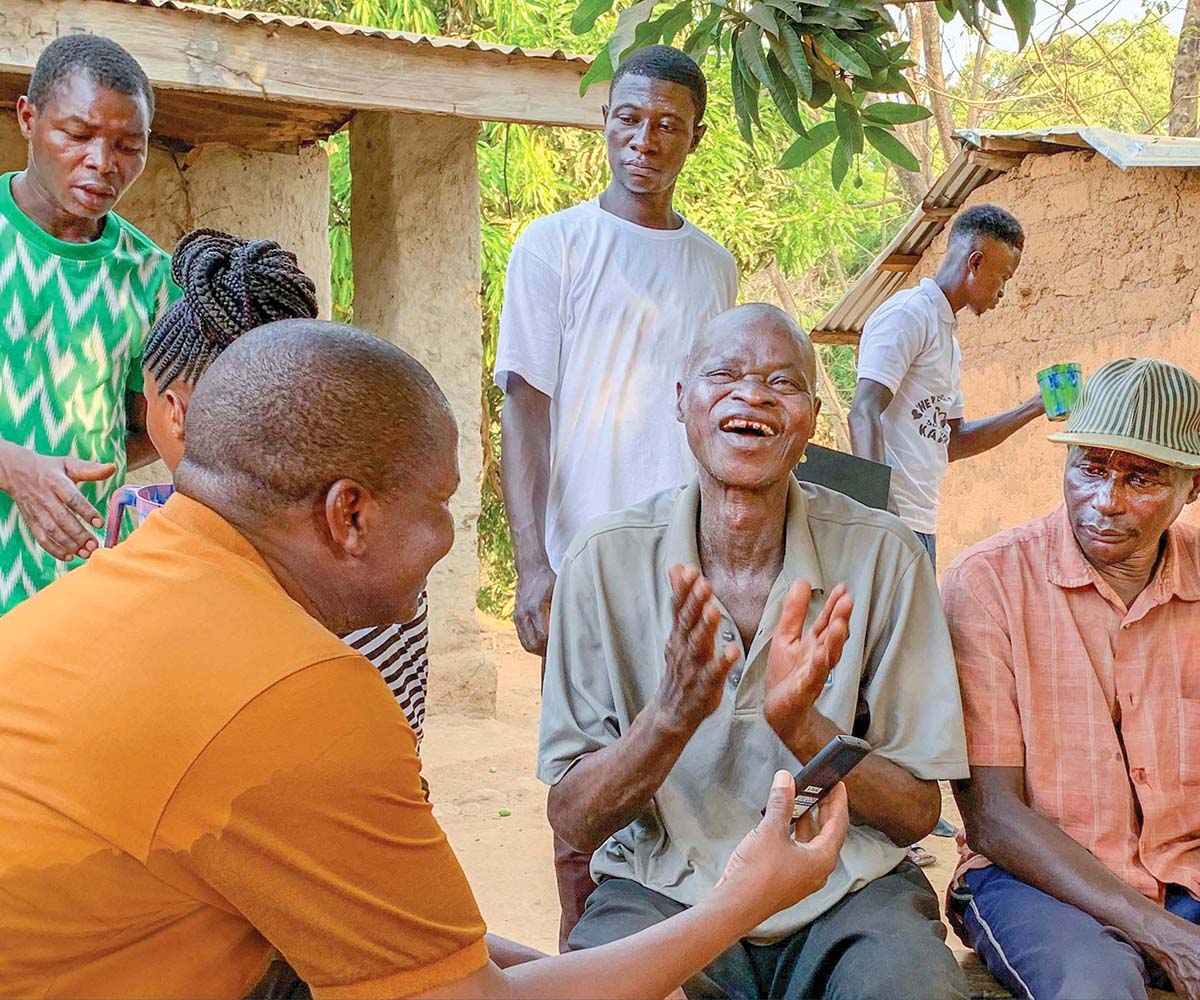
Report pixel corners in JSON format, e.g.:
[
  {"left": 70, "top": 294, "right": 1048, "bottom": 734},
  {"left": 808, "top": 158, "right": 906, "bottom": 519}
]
[
  {"left": 763, "top": 581, "right": 854, "bottom": 740},
  {"left": 716, "top": 771, "right": 848, "bottom": 925},
  {"left": 0, "top": 443, "right": 114, "bottom": 562}
]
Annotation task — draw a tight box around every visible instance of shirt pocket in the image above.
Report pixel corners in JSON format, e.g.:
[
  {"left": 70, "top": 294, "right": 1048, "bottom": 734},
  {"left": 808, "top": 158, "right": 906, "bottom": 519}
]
[{"left": 1180, "top": 698, "right": 1200, "bottom": 784}]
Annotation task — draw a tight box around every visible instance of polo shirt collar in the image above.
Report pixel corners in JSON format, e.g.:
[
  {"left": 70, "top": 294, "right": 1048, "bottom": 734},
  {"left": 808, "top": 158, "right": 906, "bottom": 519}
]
[
  {"left": 663, "top": 477, "right": 826, "bottom": 595},
  {"left": 157, "top": 491, "right": 275, "bottom": 576},
  {"left": 1044, "top": 503, "right": 1200, "bottom": 604},
  {"left": 919, "top": 277, "right": 957, "bottom": 327}
]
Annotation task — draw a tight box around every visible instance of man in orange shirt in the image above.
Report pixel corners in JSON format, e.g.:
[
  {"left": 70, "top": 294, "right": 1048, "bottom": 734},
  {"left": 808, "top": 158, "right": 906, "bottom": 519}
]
[
  {"left": 944, "top": 358, "right": 1200, "bottom": 1000},
  {"left": 0, "top": 318, "right": 849, "bottom": 999}
]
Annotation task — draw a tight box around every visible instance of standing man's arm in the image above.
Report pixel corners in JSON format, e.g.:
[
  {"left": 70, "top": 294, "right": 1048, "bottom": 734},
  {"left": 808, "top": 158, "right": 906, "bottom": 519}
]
[
  {"left": 850, "top": 306, "right": 928, "bottom": 517},
  {"left": 946, "top": 395, "right": 1043, "bottom": 462},
  {"left": 500, "top": 376, "right": 556, "bottom": 657},
  {"left": 848, "top": 378, "right": 894, "bottom": 467},
  {"left": 125, "top": 390, "right": 159, "bottom": 472},
  {"left": 495, "top": 237, "right": 564, "bottom": 658}
]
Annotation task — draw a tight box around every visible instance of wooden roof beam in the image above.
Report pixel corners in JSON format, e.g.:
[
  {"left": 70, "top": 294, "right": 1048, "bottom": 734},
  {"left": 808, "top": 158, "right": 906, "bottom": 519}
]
[
  {"left": 0, "top": 0, "right": 605, "bottom": 131},
  {"left": 811, "top": 330, "right": 862, "bottom": 345},
  {"left": 878, "top": 253, "right": 922, "bottom": 272}
]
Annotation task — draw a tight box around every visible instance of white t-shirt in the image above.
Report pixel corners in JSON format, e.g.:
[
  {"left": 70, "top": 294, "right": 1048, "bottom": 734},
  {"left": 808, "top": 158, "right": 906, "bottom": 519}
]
[
  {"left": 857, "top": 278, "right": 963, "bottom": 534},
  {"left": 494, "top": 199, "right": 738, "bottom": 570}
]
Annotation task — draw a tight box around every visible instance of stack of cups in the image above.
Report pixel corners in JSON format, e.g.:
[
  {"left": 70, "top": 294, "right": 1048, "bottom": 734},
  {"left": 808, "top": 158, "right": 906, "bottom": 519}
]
[{"left": 1037, "top": 363, "right": 1083, "bottom": 421}]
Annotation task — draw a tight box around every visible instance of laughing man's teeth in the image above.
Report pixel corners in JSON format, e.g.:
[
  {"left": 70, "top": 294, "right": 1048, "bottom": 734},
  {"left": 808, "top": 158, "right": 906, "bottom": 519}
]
[{"left": 725, "top": 418, "right": 776, "bottom": 437}]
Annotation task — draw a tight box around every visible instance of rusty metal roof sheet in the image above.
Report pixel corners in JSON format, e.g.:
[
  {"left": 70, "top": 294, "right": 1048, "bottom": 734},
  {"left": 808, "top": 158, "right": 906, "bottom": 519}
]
[
  {"left": 92, "top": 0, "right": 593, "bottom": 63},
  {"left": 811, "top": 127, "right": 1200, "bottom": 344}
]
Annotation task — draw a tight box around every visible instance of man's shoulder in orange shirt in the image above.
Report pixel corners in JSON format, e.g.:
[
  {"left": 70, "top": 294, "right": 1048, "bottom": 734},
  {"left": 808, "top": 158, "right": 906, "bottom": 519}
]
[{"left": 0, "top": 495, "right": 486, "bottom": 998}]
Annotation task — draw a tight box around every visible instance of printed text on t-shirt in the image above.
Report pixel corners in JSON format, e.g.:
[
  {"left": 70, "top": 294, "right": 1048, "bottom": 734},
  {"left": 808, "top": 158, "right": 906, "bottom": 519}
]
[{"left": 911, "top": 395, "right": 954, "bottom": 445}]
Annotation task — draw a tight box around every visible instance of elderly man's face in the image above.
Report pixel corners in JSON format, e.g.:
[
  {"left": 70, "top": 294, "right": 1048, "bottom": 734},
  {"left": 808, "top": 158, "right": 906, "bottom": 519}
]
[
  {"left": 1064, "top": 446, "right": 1200, "bottom": 569},
  {"left": 677, "top": 312, "right": 819, "bottom": 490}
]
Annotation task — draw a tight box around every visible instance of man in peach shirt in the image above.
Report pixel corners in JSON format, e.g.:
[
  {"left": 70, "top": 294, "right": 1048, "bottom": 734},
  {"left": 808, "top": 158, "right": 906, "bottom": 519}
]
[{"left": 944, "top": 358, "right": 1200, "bottom": 1000}]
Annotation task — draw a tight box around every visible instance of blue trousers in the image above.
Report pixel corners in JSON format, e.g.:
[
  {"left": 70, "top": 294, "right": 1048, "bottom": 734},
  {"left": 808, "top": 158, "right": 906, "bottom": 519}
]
[
  {"left": 915, "top": 531, "right": 937, "bottom": 570},
  {"left": 949, "top": 865, "right": 1200, "bottom": 1000}
]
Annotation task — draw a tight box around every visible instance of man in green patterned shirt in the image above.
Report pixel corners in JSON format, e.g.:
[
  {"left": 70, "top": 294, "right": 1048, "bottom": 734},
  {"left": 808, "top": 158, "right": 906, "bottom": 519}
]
[{"left": 0, "top": 35, "right": 177, "bottom": 613}]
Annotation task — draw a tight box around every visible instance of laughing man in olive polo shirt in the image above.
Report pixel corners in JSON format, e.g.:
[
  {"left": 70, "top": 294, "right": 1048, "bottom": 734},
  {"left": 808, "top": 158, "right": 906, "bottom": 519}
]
[{"left": 538, "top": 303, "right": 971, "bottom": 1000}]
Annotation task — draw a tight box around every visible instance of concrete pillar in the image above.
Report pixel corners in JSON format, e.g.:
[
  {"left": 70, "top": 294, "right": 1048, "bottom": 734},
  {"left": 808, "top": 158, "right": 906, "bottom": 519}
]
[
  {"left": 124, "top": 140, "right": 333, "bottom": 490},
  {"left": 181, "top": 142, "right": 333, "bottom": 318},
  {"left": 349, "top": 110, "right": 494, "bottom": 718}
]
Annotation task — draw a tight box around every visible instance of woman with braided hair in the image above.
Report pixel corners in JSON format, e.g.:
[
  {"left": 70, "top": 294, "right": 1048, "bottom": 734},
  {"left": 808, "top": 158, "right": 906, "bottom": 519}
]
[{"left": 137, "top": 228, "right": 432, "bottom": 745}]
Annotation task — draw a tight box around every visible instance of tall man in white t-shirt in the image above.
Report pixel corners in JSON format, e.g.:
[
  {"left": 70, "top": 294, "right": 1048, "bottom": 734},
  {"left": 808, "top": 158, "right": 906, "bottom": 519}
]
[
  {"left": 849, "top": 205, "right": 1044, "bottom": 571},
  {"left": 494, "top": 44, "right": 737, "bottom": 947}
]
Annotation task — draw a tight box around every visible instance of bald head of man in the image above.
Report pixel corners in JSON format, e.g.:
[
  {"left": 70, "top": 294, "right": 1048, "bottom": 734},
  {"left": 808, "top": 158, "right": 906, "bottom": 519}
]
[
  {"left": 676, "top": 303, "right": 820, "bottom": 491},
  {"left": 175, "top": 318, "right": 458, "bottom": 634}
]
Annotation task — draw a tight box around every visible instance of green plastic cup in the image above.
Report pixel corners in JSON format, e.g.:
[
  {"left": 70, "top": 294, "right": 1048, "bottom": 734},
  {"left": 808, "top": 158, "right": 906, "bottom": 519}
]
[{"left": 1037, "top": 363, "right": 1082, "bottom": 421}]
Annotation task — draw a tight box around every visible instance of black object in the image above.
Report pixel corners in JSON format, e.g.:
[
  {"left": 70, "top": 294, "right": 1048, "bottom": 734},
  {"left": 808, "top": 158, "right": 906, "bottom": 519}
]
[
  {"left": 789, "top": 734, "right": 873, "bottom": 819},
  {"left": 795, "top": 444, "right": 891, "bottom": 511}
]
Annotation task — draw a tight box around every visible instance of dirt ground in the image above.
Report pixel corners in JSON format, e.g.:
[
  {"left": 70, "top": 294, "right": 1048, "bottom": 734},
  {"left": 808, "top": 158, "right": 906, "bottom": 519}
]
[{"left": 421, "top": 615, "right": 967, "bottom": 958}]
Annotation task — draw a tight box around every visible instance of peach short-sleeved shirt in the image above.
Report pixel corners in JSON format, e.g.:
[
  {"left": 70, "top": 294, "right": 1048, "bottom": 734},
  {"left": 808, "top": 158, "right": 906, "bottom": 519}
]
[
  {"left": 0, "top": 494, "right": 487, "bottom": 998},
  {"left": 943, "top": 507, "right": 1200, "bottom": 901}
]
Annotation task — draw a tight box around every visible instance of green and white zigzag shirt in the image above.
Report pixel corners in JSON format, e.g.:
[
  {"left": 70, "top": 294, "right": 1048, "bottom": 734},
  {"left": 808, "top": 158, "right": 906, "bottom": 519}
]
[{"left": 0, "top": 172, "right": 177, "bottom": 614}]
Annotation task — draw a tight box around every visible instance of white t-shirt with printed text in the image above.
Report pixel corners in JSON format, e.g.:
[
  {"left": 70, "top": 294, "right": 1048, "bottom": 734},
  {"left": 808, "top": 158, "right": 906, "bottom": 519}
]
[
  {"left": 856, "top": 277, "right": 963, "bottom": 534},
  {"left": 494, "top": 199, "right": 738, "bottom": 570}
]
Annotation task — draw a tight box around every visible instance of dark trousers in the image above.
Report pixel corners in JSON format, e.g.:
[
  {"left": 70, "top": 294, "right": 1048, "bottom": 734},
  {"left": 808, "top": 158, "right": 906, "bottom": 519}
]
[
  {"left": 568, "top": 861, "right": 968, "bottom": 1000},
  {"left": 949, "top": 865, "right": 1200, "bottom": 1000}
]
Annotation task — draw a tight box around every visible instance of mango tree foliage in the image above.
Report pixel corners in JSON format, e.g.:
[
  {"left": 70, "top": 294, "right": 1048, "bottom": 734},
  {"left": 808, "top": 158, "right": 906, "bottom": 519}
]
[{"left": 569, "top": 0, "right": 1044, "bottom": 186}]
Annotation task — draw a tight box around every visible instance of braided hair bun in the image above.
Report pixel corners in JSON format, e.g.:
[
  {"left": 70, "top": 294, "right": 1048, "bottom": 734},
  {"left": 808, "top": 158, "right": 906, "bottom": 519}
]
[{"left": 143, "top": 228, "right": 320, "bottom": 391}]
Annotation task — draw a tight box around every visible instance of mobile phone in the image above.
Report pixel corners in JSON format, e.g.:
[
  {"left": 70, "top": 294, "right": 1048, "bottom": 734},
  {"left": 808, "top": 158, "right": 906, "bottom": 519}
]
[{"left": 788, "top": 734, "right": 872, "bottom": 819}]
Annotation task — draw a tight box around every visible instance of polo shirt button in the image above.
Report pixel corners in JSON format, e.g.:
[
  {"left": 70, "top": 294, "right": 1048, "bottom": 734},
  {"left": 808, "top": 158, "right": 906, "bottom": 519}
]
[
  {"left": 729, "top": 671, "right": 742, "bottom": 687},
  {"left": 721, "top": 628, "right": 735, "bottom": 642}
]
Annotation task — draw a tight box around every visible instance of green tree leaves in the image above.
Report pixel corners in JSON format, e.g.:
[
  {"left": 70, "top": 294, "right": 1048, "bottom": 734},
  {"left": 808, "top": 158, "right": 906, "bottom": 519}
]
[
  {"left": 572, "top": 0, "right": 615, "bottom": 33},
  {"left": 1002, "top": 0, "right": 1035, "bottom": 49},
  {"left": 573, "top": 0, "right": 1037, "bottom": 188},
  {"left": 863, "top": 124, "right": 920, "bottom": 169},
  {"left": 777, "top": 118, "right": 838, "bottom": 166},
  {"left": 861, "top": 99, "right": 933, "bottom": 124}
]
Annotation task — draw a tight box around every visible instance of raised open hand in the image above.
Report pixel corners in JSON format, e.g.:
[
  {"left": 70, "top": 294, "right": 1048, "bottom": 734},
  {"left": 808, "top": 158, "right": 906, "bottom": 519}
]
[
  {"left": 654, "top": 564, "right": 740, "bottom": 734},
  {"left": 763, "top": 581, "right": 854, "bottom": 740}
]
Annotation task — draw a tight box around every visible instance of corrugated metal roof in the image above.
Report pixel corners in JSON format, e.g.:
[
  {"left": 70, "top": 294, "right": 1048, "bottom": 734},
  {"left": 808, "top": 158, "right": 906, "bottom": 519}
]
[
  {"left": 958, "top": 126, "right": 1200, "bottom": 170},
  {"left": 811, "top": 127, "right": 1200, "bottom": 343},
  {"left": 93, "top": 0, "right": 592, "bottom": 63}
]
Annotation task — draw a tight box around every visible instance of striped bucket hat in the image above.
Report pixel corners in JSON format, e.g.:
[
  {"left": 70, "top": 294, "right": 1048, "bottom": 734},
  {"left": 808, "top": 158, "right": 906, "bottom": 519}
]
[{"left": 1048, "top": 357, "right": 1200, "bottom": 468}]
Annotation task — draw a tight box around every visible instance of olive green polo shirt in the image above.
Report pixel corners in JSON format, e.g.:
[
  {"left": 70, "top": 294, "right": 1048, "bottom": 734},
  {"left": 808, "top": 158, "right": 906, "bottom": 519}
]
[{"left": 537, "top": 477, "right": 968, "bottom": 942}]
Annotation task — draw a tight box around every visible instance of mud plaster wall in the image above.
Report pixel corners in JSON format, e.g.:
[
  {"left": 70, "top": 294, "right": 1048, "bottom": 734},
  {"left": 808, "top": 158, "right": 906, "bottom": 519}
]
[
  {"left": 0, "top": 113, "right": 332, "bottom": 490},
  {"left": 901, "top": 150, "right": 1200, "bottom": 571}
]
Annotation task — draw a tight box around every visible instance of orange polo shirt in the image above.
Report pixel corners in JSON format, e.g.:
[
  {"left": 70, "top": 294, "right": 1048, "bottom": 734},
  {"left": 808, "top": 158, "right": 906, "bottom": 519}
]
[
  {"left": 0, "top": 494, "right": 488, "bottom": 998},
  {"left": 943, "top": 506, "right": 1200, "bottom": 901}
]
